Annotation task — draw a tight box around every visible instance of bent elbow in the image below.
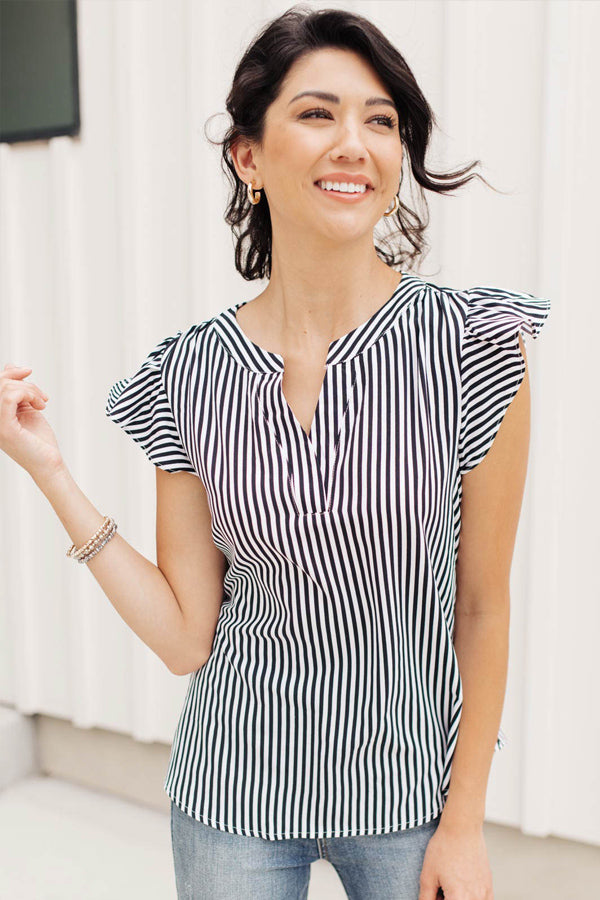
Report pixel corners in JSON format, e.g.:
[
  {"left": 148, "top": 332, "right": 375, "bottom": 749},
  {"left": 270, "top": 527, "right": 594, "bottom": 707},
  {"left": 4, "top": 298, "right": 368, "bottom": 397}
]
[{"left": 168, "top": 652, "right": 209, "bottom": 677}]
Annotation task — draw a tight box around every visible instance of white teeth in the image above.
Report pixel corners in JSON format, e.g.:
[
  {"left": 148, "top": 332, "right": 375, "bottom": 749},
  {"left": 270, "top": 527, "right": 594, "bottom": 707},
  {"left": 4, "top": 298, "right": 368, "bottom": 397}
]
[{"left": 317, "top": 181, "right": 368, "bottom": 194}]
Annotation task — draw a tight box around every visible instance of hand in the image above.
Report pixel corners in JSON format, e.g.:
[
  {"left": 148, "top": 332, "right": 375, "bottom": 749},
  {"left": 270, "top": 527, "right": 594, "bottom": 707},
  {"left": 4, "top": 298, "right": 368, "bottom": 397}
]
[
  {"left": 0, "top": 364, "right": 64, "bottom": 478},
  {"left": 418, "top": 820, "right": 494, "bottom": 900}
]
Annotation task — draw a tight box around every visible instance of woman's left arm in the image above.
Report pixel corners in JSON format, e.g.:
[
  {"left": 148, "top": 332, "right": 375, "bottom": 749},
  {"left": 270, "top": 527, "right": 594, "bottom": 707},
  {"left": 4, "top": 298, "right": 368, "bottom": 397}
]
[{"left": 419, "top": 334, "right": 531, "bottom": 900}]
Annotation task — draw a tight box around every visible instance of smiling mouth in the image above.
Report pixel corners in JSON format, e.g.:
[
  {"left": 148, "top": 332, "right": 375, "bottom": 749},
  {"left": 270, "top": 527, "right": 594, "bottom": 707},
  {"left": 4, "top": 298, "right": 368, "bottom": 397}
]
[{"left": 313, "top": 182, "right": 373, "bottom": 198}]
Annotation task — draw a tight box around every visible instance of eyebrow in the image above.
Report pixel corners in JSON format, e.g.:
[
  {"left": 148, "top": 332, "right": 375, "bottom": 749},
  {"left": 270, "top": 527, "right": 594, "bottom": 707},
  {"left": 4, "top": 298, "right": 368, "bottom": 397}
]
[{"left": 288, "top": 90, "right": 397, "bottom": 111}]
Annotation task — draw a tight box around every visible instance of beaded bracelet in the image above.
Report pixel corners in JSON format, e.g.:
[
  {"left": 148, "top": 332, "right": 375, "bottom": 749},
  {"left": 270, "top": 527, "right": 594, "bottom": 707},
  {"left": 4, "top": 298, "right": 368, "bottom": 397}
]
[{"left": 66, "top": 515, "right": 118, "bottom": 564}]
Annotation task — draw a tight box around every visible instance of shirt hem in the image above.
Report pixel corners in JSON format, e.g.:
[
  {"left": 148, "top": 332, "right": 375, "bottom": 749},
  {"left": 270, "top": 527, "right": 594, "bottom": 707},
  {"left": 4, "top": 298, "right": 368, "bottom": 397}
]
[{"left": 166, "top": 787, "right": 446, "bottom": 840}]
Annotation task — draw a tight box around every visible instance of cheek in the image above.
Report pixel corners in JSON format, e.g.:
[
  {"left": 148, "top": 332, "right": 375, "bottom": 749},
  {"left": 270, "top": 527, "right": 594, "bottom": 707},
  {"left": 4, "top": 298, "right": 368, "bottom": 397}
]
[
  {"left": 268, "top": 133, "right": 322, "bottom": 190},
  {"left": 387, "top": 144, "right": 403, "bottom": 176},
  {"left": 267, "top": 127, "right": 306, "bottom": 168},
  {"left": 377, "top": 155, "right": 402, "bottom": 191}
]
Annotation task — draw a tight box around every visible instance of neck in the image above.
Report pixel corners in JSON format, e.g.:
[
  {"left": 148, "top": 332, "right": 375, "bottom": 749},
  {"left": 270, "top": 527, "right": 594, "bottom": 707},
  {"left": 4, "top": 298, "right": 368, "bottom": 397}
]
[{"left": 261, "top": 242, "right": 402, "bottom": 347}]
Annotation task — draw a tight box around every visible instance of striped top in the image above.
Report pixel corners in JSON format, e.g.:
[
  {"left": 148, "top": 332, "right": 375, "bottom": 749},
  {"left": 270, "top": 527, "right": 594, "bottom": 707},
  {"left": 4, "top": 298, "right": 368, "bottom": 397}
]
[{"left": 105, "top": 273, "right": 551, "bottom": 840}]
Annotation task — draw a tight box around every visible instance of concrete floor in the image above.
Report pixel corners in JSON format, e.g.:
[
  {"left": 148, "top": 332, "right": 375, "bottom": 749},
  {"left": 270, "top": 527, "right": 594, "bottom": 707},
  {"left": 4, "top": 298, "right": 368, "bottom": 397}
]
[{"left": 0, "top": 775, "right": 598, "bottom": 899}]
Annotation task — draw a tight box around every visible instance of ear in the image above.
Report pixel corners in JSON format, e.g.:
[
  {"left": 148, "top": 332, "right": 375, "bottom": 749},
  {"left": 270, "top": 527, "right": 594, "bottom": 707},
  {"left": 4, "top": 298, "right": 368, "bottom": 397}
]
[{"left": 231, "top": 137, "right": 262, "bottom": 188}]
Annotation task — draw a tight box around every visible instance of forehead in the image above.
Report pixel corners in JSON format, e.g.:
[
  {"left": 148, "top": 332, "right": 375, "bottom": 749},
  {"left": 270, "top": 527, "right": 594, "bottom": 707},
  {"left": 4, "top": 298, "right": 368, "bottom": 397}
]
[{"left": 279, "top": 47, "right": 392, "bottom": 102}]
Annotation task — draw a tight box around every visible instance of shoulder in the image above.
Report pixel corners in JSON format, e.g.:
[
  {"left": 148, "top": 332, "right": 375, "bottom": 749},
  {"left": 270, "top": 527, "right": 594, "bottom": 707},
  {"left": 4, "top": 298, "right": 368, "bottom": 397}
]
[
  {"left": 413, "top": 278, "right": 551, "bottom": 347},
  {"left": 460, "top": 284, "right": 551, "bottom": 346},
  {"left": 161, "top": 316, "right": 218, "bottom": 365}
]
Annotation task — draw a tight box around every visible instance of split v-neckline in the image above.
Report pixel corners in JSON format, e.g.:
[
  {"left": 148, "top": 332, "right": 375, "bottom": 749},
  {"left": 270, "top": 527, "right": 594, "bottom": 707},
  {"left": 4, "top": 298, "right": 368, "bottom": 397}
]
[
  {"left": 213, "top": 273, "right": 423, "bottom": 514},
  {"left": 224, "top": 272, "right": 421, "bottom": 374}
]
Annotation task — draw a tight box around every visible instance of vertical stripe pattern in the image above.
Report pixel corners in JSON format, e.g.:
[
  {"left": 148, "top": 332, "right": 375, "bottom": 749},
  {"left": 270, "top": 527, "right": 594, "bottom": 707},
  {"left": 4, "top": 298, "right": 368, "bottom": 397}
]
[{"left": 105, "top": 274, "right": 551, "bottom": 839}]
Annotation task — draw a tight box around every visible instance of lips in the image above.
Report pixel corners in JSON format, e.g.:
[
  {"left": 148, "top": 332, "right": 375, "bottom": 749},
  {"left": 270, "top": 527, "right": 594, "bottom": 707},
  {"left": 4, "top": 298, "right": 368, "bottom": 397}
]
[
  {"left": 315, "top": 173, "right": 374, "bottom": 188},
  {"left": 314, "top": 180, "right": 373, "bottom": 192}
]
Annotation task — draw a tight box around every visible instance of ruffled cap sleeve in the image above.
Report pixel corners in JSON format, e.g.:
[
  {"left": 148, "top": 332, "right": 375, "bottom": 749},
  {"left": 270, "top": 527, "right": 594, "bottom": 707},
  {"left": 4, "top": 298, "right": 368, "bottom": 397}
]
[
  {"left": 459, "top": 286, "right": 551, "bottom": 474},
  {"left": 105, "top": 332, "right": 196, "bottom": 474}
]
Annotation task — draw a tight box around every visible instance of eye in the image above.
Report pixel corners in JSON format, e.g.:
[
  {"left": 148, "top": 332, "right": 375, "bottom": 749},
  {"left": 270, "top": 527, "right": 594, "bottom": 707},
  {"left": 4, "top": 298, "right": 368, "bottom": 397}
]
[{"left": 298, "top": 108, "right": 397, "bottom": 129}]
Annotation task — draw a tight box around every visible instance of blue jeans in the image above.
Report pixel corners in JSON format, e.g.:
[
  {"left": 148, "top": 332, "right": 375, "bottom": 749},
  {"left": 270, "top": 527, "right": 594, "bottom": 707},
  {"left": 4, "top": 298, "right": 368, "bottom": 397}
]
[{"left": 170, "top": 800, "right": 442, "bottom": 899}]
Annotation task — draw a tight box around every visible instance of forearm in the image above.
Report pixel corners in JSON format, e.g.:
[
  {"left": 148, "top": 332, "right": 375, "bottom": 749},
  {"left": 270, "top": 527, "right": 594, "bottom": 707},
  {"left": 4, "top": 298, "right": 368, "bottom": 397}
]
[
  {"left": 440, "top": 604, "right": 510, "bottom": 830},
  {"left": 32, "top": 464, "right": 197, "bottom": 676}
]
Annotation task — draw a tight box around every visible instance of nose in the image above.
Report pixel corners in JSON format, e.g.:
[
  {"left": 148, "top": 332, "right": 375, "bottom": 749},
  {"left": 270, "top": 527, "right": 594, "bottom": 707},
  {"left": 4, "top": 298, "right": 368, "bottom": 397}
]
[{"left": 328, "top": 120, "right": 368, "bottom": 160}]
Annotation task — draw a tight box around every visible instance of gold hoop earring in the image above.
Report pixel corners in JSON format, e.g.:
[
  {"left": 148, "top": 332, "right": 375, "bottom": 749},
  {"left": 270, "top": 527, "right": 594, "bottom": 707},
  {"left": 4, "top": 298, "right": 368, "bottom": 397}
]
[
  {"left": 247, "top": 182, "right": 262, "bottom": 205},
  {"left": 383, "top": 193, "right": 399, "bottom": 217}
]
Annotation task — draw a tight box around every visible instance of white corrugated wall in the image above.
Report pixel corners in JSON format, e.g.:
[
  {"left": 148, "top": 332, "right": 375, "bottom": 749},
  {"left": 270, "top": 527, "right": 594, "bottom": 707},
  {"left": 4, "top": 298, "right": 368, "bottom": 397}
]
[{"left": 0, "top": 0, "right": 597, "bottom": 846}]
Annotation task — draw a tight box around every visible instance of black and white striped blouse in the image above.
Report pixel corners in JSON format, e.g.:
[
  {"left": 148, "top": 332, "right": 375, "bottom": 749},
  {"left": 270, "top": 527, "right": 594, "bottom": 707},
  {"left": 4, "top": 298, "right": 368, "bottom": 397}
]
[{"left": 105, "top": 273, "right": 551, "bottom": 840}]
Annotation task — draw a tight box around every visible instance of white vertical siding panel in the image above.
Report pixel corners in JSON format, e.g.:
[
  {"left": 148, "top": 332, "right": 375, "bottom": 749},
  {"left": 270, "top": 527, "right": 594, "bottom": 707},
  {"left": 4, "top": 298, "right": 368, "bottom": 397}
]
[{"left": 0, "top": 0, "right": 596, "bottom": 842}]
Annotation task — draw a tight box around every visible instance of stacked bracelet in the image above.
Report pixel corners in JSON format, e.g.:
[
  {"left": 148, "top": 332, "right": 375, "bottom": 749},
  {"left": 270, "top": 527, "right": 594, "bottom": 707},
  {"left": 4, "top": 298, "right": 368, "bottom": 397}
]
[{"left": 66, "top": 515, "right": 118, "bottom": 564}]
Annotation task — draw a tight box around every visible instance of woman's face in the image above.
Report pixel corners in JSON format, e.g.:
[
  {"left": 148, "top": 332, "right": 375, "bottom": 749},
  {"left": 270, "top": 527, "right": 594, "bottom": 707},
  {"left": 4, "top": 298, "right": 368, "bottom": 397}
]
[{"left": 236, "top": 47, "right": 403, "bottom": 247}]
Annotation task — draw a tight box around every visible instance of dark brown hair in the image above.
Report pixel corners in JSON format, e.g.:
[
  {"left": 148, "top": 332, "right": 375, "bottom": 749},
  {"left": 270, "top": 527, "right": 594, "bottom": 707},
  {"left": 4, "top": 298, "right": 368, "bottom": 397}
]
[{"left": 206, "top": 4, "right": 499, "bottom": 280}]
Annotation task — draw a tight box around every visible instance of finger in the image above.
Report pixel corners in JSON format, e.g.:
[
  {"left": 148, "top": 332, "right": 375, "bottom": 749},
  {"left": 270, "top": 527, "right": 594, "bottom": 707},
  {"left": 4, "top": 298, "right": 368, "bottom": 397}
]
[
  {"left": 4, "top": 385, "right": 47, "bottom": 408},
  {"left": 18, "top": 391, "right": 46, "bottom": 408},
  {"left": 419, "top": 877, "right": 445, "bottom": 900},
  {"left": 1, "top": 365, "right": 33, "bottom": 382},
  {"left": 19, "top": 379, "right": 48, "bottom": 400},
  {"left": 0, "top": 373, "right": 48, "bottom": 402}
]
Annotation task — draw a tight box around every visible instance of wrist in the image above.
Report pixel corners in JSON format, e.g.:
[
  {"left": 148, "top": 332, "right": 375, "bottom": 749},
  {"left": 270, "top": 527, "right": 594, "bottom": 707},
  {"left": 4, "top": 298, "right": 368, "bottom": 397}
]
[
  {"left": 439, "top": 812, "right": 484, "bottom": 835},
  {"left": 439, "top": 795, "right": 485, "bottom": 832},
  {"left": 31, "top": 460, "right": 71, "bottom": 495}
]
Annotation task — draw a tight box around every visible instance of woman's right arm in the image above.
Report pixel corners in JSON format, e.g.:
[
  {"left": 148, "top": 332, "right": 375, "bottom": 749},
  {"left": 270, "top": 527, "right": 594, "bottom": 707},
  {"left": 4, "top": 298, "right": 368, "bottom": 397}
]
[
  {"left": 33, "top": 464, "right": 213, "bottom": 676},
  {"left": 0, "top": 363, "right": 218, "bottom": 677}
]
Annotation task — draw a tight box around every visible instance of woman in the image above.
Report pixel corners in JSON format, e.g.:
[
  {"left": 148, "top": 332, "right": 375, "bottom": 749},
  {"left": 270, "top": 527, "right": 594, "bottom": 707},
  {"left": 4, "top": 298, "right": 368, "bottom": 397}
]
[{"left": 0, "top": 6, "right": 550, "bottom": 900}]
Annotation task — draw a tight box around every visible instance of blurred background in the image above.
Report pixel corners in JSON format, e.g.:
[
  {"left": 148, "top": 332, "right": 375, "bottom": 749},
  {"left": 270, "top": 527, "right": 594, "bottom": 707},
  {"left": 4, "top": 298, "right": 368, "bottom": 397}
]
[{"left": 0, "top": 0, "right": 598, "bottom": 897}]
